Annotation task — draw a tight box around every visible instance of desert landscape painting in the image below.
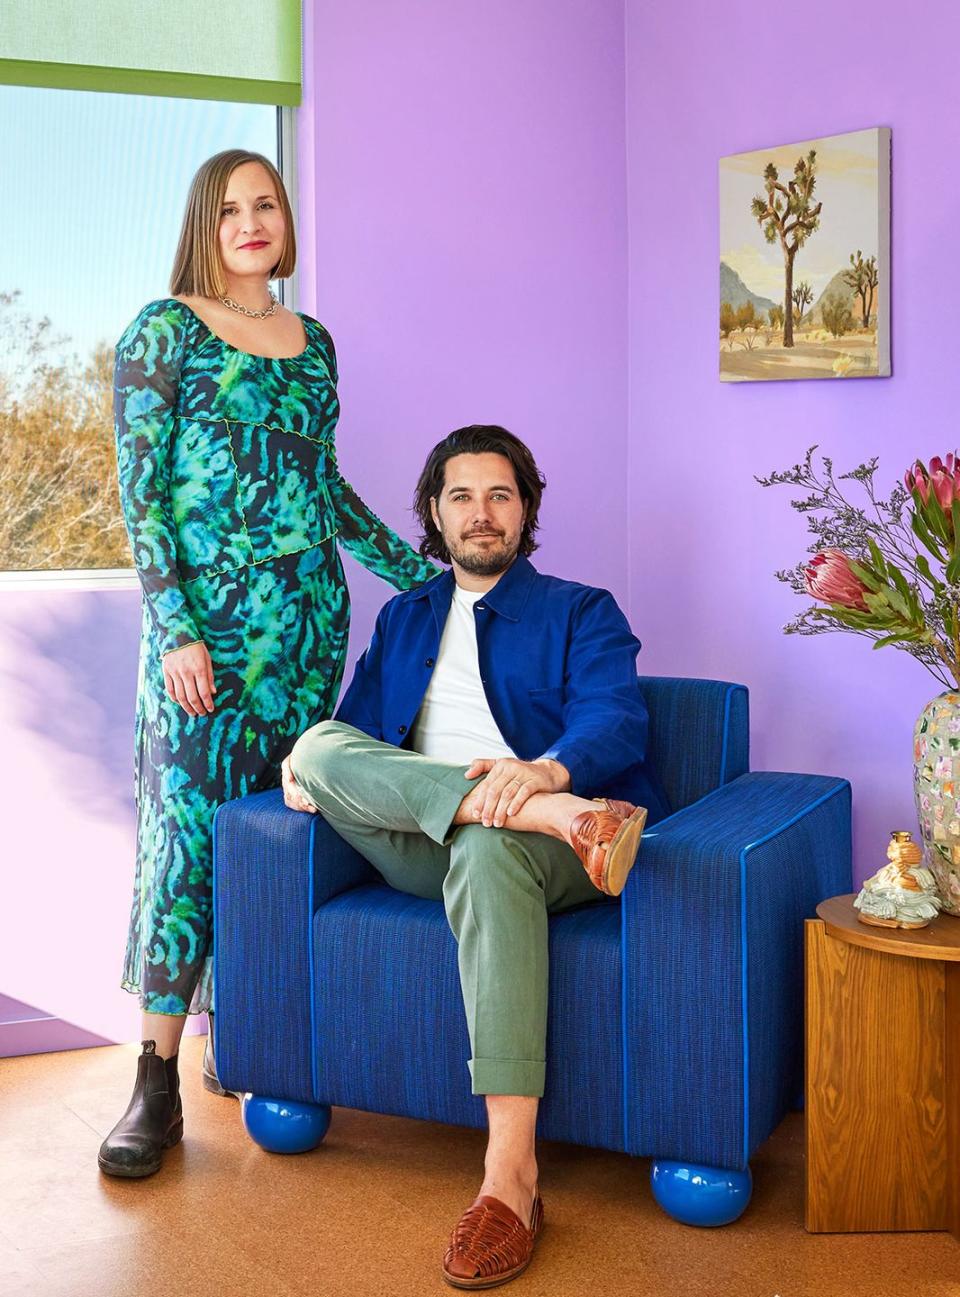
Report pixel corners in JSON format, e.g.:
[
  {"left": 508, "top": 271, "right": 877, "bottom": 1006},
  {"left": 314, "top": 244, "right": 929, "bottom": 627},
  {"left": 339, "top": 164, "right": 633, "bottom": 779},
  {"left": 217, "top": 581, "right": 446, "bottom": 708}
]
[{"left": 719, "top": 127, "right": 890, "bottom": 382}]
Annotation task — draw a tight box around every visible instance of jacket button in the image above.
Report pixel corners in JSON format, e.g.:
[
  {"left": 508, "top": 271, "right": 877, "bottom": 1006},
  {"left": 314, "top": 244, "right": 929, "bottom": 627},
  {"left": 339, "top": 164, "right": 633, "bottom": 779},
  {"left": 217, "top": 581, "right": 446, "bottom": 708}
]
[
  {"left": 425, "top": 658, "right": 435, "bottom": 667},
  {"left": 476, "top": 604, "right": 486, "bottom": 611},
  {"left": 398, "top": 724, "right": 407, "bottom": 735}
]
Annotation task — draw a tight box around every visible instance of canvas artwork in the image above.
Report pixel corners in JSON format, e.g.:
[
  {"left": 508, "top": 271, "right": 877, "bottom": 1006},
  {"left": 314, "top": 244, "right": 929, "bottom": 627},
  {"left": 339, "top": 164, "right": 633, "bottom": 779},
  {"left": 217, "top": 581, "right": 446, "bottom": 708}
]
[{"left": 719, "top": 127, "right": 890, "bottom": 382}]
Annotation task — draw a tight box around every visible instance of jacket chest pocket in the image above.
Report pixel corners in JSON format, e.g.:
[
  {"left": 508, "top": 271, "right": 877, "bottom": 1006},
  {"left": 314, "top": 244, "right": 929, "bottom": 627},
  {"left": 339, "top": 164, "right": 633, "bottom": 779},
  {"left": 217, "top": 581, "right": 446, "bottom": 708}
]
[{"left": 526, "top": 685, "right": 565, "bottom": 742}]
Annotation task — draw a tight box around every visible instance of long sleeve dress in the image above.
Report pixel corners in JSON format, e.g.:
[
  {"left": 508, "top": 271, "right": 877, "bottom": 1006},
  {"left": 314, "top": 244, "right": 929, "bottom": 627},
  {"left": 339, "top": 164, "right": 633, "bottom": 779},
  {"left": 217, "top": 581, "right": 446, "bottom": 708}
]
[{"left": 114, "top": 298, "right": 435, "bottom": 1015}]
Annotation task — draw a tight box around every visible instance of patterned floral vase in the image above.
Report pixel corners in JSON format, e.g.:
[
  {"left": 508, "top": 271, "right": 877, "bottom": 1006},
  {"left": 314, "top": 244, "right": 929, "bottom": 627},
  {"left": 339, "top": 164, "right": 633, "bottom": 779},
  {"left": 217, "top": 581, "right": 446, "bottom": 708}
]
[{"left": 914, "top": 691, "right": 960, "bottom": 916}]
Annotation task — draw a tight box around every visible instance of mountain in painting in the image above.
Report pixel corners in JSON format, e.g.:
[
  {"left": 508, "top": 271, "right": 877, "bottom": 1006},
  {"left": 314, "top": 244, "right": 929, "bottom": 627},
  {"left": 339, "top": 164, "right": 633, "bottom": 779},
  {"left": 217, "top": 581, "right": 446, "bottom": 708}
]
[
  {"left": 807, "top": 269, "right": 870, "bottom": 326},
  {"left": 719, "top": 261, "right": 776, "bottom": 314}
]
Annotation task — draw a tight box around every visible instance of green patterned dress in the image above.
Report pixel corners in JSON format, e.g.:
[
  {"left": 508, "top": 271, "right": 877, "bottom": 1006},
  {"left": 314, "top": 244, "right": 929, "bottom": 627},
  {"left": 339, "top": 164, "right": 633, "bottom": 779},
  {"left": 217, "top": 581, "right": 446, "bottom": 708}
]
[{"left": 114, "top": 298, "right": 434, "bottom": 1015}]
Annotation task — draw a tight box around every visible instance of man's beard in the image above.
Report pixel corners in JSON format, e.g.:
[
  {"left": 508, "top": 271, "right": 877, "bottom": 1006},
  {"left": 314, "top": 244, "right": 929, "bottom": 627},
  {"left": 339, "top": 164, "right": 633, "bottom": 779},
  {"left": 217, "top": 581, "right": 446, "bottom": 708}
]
[{"left": 445, "top": 529, "right": 519, "bottom": 576}]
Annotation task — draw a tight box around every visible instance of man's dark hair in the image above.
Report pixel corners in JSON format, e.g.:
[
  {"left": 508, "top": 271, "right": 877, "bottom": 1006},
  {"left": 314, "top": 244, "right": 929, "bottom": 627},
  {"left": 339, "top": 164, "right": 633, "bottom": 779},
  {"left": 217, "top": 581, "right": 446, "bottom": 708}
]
[{"left": 414, "top": 425, "right": 547, "bottom": 563}]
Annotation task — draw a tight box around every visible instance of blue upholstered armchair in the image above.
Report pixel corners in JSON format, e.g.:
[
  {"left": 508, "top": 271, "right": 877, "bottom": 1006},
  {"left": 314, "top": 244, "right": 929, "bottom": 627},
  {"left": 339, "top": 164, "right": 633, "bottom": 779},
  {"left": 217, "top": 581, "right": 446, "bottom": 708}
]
[{"left": 213, "top": 677, "right": 851, "bottom": 1225}]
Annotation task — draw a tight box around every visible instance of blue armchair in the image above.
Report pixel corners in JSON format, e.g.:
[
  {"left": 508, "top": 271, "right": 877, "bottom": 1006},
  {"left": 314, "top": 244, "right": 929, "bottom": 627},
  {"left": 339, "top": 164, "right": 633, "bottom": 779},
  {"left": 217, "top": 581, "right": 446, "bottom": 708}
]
[{"left": 213, "top": 677, "right": 851, "bottom": 1225}]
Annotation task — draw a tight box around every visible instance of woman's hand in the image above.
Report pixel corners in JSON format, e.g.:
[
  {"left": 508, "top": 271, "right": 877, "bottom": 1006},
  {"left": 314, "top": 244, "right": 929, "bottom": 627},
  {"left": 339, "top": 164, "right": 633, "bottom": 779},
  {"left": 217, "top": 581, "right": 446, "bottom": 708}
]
[
  {"left": 464, "top": 756, "right": 571, "bottom": 828},
  {"left": 281, "top": 755, "right": 318, "bottom": 814},
  {"left": 162, "top": 641, "right": 217, "bottom": 717}
]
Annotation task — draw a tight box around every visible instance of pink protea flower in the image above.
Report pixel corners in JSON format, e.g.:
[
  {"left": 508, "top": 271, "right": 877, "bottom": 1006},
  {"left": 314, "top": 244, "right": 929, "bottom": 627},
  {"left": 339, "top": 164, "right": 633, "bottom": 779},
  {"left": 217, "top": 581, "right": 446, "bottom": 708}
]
[
  {"left": 803, "top": 549, "right": 870, "bottom": 611},
  {"left": 906, "top": 454, "right": 960, "bottom": 513}
]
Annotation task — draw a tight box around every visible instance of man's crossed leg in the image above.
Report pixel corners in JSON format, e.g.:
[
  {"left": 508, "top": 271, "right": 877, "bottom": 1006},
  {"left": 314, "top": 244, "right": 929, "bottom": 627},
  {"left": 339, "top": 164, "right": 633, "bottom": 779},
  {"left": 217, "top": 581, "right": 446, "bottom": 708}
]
[{"left": 287, "top": 721, "right": 610, "bottom": 1248}]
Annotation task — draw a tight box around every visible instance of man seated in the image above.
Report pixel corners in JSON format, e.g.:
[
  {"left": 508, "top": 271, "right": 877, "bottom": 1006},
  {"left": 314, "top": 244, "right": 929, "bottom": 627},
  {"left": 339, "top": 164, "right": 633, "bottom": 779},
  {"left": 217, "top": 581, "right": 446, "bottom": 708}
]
[{"left": 282, "top": 425, "right": 666, "bottom": 1290}]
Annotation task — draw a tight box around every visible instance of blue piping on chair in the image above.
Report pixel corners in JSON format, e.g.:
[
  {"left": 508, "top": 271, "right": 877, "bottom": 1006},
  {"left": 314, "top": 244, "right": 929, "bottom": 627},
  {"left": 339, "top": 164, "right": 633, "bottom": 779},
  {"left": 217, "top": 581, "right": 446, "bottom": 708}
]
[
  {"left": 737, "top": 780, "right": 849, "bottom": 1166},
  {"left": 620, "top": 893, "right": 629, "bottom": 1151},
  {"left": 308, "top": 814, "right": 319, "bottom": 1104},
  {"left": 718, "top": 685, "right": 733, "bottom": 786},
  {"left": 211, "top": 803, "right": 222, "bottom": 1021}
]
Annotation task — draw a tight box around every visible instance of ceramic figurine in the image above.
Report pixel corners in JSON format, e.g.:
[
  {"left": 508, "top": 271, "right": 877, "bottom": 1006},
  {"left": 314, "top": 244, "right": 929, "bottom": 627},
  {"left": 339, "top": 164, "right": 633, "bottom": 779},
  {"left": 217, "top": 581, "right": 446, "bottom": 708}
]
[{"left": 854, "top": 830, "right": 942, "bottom": 929}]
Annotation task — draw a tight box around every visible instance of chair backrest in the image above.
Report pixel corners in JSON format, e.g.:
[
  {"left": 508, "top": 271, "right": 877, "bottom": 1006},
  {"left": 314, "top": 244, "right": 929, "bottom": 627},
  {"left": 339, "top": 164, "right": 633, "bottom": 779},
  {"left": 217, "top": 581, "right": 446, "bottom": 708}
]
[{"left": 637, "top": 676, "right": 749, "bottom": 814}]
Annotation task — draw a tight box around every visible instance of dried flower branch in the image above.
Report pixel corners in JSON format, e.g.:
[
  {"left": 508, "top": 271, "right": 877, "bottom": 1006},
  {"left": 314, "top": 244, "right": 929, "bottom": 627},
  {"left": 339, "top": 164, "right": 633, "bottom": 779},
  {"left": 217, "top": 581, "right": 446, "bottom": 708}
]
[{"left": 757, "top": 446, "right": 960, "bottom": 690}]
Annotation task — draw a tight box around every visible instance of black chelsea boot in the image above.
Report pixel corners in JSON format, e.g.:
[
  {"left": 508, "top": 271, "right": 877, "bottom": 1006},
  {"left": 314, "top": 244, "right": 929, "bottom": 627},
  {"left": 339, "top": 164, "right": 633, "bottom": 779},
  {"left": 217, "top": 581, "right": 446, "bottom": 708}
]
[{"left": 98, "top": 1040, "right": 183, "bottom": 1177}]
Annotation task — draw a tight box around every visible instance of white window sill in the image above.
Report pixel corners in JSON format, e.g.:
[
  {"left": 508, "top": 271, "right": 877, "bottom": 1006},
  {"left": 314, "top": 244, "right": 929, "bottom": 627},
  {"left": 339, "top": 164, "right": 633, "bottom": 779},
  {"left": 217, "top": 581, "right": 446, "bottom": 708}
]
[{"left": 0, "top": 569, "right": 140, "bottom": 593}]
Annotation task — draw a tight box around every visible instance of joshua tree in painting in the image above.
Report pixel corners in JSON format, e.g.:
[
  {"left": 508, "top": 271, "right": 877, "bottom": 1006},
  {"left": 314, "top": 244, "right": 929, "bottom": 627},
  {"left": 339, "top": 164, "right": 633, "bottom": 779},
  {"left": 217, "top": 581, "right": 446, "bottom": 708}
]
[
  {"left": 791, "top": 281, "right": 814, "bottom": 329},
  {"left": 751, "top": 151, "right": 822, "bottom": 349},
  {"left": 842, "top": 250, "right": 878, "bottom": 328}
]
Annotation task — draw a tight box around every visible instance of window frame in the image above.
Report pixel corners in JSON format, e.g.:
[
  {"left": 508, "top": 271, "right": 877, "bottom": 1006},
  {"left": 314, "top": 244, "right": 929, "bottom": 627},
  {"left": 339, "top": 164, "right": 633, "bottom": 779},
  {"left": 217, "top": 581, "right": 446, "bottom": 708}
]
[{"left": 0, "top": 102, "right": 298, "bottom": 590}]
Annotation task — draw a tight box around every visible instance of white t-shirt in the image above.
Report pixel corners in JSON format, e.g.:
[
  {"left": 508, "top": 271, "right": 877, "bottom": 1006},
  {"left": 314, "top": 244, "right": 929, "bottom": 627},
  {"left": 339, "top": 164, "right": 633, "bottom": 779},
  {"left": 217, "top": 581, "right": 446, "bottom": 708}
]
[{"left": 411, "top": 584, "right": 516, "bottom": 765}]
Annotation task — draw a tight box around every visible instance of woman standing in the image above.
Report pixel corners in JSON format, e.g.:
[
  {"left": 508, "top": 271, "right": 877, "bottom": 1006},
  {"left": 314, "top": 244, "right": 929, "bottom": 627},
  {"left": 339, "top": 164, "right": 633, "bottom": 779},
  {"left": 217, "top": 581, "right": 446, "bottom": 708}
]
[{"left": 99, "top": 149, "right": 435, "bottom": 1177}]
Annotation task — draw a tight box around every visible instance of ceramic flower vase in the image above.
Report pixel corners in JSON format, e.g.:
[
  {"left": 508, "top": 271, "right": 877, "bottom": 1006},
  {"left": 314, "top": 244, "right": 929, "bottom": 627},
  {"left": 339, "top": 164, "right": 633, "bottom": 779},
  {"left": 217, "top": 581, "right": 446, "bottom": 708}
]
[{"left": 914, "top": 691, "right": 960, "bottom": 915}]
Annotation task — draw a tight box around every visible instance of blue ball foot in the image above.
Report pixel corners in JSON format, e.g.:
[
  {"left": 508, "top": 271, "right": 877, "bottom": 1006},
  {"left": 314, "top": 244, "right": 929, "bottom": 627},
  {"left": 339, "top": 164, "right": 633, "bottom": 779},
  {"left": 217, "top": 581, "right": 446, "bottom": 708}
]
[
  {"left": 241, "top": 1095, "right": 331, "bottom": 1154},
  {"left": 650, "top": 1160, "right": 752, "bottom": 1226}
]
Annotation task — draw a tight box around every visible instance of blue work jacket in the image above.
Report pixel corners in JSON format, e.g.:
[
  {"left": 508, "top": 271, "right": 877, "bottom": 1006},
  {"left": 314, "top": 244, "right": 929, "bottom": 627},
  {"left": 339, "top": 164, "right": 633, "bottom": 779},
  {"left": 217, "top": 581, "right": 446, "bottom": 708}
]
[{"left": 336, "top": 555, "right": 668, "bottom": 819}]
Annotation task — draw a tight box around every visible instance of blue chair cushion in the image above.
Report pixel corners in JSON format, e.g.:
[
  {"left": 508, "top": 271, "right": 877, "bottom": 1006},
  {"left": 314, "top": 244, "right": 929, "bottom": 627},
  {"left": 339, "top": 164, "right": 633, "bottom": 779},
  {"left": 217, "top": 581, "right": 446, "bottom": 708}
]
[{"left": 312, "top": 882, "right": 625, "bottom": 1151}]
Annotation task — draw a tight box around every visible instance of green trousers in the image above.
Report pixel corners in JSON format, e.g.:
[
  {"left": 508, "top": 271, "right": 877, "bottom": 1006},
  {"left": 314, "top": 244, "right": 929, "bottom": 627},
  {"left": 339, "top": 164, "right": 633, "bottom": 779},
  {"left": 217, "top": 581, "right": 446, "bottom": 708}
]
[{"left": 290, "top": 720, "right": 602, "bottom": 1097}]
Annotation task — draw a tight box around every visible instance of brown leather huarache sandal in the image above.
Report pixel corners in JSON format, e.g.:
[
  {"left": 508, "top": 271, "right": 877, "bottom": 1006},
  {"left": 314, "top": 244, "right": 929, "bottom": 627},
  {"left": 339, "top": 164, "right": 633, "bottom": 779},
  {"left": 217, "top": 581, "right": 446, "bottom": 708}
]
[
  {"left": 569, "top": 800, "right": 648, "bottom": 896},
  {"left": 442, "top": 1191, "right": 545, "bottom": 1290}
]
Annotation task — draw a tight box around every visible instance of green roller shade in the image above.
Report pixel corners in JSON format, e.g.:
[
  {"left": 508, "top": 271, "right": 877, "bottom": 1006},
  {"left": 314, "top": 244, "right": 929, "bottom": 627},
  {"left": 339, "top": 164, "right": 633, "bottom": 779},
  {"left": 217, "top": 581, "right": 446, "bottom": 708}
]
[{"left": 0, "top": 0, "right": 301, "bottom": 105}]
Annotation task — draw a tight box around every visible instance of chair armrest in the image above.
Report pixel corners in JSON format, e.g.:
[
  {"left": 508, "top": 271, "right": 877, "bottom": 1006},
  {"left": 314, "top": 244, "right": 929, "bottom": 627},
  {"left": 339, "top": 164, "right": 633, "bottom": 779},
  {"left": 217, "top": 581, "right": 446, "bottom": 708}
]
[
  {"left": 212, "top": 788, "right": 375, "bottom": 1099},
  {"left": 622, "top": 771, "right": 851, "bottom": 1168}
]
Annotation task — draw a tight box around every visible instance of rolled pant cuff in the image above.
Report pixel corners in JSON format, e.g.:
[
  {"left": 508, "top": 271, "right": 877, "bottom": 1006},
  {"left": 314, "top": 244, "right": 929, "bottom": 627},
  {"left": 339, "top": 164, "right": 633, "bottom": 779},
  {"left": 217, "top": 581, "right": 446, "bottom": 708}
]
[{"left": 469, "top": 1057, "right": 546, "bottom": 1097}]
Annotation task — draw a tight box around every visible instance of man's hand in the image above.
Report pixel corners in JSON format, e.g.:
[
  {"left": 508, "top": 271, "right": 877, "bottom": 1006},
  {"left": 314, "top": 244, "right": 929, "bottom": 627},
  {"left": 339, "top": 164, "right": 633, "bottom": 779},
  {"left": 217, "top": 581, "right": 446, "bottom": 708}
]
[
  {"left": 162, "top": 641, "right": 216, "bottom": 717},
  {"left": 464, "top": 756, "right": 570, "bottom": 828},
  {"left": 281, "top": 754, "right": 318, "bottom": 814}
]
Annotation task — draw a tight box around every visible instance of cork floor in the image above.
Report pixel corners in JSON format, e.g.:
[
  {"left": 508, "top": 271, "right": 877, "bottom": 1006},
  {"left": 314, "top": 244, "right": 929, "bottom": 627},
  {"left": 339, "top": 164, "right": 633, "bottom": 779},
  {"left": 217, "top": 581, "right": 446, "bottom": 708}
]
[{"left": 1, "top": 1037, "right": 957, "bottom": 1297}]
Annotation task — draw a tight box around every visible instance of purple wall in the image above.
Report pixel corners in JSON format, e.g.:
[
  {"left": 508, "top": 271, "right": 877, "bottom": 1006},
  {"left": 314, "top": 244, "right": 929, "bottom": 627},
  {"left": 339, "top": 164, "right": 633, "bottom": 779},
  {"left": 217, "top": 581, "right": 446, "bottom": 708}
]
[
  {"left": 625, "top": 0, "right": 957, "bottom": 881},
  {"left": 300, "top": 0, "right": 630, "bottom": 663}
]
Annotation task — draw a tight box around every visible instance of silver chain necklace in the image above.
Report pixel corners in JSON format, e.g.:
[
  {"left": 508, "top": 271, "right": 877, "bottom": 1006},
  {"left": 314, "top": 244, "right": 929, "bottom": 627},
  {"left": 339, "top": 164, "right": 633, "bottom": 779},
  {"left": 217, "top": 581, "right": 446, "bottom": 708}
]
[{"left": 218, "top": 289, "right": 279, "bottom": 319}]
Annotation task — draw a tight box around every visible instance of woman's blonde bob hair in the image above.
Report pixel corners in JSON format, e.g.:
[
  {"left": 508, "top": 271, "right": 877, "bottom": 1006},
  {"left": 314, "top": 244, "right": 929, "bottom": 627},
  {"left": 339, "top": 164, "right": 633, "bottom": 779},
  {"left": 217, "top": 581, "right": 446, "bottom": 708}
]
[{"left": 170, "top": 149, "right": 296, "bottom": 298}]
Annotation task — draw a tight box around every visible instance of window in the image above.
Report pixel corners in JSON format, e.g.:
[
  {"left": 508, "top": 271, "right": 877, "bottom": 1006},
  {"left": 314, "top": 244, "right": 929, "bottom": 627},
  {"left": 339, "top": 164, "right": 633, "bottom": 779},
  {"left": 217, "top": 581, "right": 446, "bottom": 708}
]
[{"left": 0, "top": 85, "right": 283, "bottom": 575}]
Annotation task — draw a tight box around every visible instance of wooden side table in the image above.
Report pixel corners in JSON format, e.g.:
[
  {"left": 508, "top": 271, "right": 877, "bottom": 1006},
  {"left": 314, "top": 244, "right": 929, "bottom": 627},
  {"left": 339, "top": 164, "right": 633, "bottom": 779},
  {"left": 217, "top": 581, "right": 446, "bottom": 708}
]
[{"left": 805, "top": 895, "right": 960, "bottom": 1237}]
